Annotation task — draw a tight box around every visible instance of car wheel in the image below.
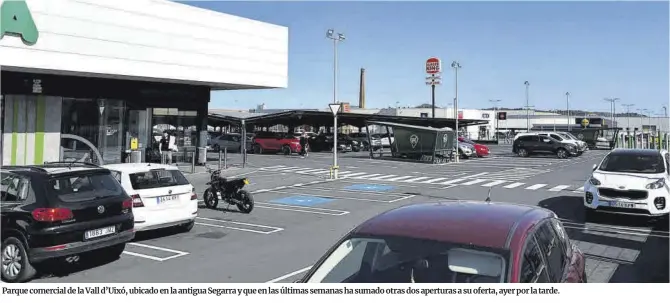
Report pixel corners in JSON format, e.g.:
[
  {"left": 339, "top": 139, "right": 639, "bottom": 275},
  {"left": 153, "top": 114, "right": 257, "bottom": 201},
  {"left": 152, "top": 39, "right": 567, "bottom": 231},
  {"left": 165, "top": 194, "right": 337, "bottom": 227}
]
[
  {"left": 212, "top": 144, "right": 220, "bottom": 152},
  {"left": 179, "top": 220, "right": 195, "bottom": 233},
  {"left": 1, "top": 237, "right": 36, "bottom": 283},
  {"left": 556, "top": 148, "right": 568, "bottom": 159},
  {"left": 282, "top": 145, "right": 291, "bottom": 156},
  {"left": 253, "top": 145, "right": 262, "bottom": 154},
  {"left": 517, "top": 148, "right": 529, "bottom": 157}
]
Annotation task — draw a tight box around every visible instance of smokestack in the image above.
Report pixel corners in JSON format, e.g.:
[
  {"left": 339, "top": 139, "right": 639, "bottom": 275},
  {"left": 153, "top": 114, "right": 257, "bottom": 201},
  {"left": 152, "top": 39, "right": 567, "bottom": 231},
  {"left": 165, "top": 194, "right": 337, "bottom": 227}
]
[{"left": 358, "top": 68, "right": 366, "bottom": 109}]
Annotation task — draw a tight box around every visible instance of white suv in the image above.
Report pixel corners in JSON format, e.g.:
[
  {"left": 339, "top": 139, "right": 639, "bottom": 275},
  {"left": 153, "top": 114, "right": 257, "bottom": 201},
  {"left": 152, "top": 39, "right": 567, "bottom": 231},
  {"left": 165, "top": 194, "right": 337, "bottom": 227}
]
[
  {"left": 584, "top": 149, "right": 669, "bottom": 219},
  {"left": 104, "top": 163, "right": 198, "bottom": 232}
]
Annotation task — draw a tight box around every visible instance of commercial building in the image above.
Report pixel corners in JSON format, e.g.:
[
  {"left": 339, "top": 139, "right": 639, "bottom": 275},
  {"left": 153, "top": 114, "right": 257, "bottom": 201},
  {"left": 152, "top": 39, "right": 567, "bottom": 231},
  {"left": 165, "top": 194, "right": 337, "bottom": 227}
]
[{"left": 1, "top": 0, "right": 288, "bottom": 165}]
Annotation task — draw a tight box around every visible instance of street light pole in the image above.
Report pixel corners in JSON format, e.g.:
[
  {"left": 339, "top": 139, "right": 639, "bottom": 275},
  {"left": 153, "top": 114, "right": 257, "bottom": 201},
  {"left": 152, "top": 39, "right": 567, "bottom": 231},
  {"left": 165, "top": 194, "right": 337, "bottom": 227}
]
[
  {"left": 524, "top": 81, "right": 530, "bottom": 131},
  {"left": 604, "top": 98, "right": 620, "bottom": 127},
  {"left": 565, "top": 92, "right": 571, "bottom": 131},
  {"left": 622, "top": 103, "right": 634, "bottom": 131},
  {"left": 489, "top": 99, "right": 501, "bottom": 140},
  {"left": 327, "top": 29, "right": 345, "bottom": 179},
  {"left": 451, "top": 61, "right": 461, "bottom": 163}
]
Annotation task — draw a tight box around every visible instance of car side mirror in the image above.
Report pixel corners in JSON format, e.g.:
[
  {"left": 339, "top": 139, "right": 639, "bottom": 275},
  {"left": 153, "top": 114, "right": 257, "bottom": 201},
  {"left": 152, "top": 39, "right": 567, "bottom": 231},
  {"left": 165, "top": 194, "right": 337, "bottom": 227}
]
[{"left": 592, "top": 164, "right": 597, "bottom": 171}]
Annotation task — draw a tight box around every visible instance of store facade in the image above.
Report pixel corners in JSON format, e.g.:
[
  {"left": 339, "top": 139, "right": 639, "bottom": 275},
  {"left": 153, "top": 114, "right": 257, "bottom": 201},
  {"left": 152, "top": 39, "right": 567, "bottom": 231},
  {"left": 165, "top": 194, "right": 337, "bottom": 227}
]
[{"left": 1, "top": 0, "right": 288, "bottom": 165}]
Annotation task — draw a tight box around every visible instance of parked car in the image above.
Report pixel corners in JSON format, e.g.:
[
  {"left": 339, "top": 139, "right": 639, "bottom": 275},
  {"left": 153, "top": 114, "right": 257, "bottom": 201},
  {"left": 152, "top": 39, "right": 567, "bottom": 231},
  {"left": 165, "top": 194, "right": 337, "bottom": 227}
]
[
  {"left": 103, "top": 163, "right": 198, "bottom": 232},
  {"left": 513, "top": 134, "right": 579, "bottom": 159},
  {"left": 1, "top": 162, "right": 135, "bottom": 282},
  {"left": 455, "top": 141, "right": 475, "bottom": 159},
  {"left": 298, "top": 201, "right": 585, "bottom": 283},
  {"left": 516, "top": 132, "right": 585, "bottom": 155},
  {"left": 458, "top": 137, "right": 490, "bottom": 157},
  {"left": 209, "top": 133, "right": 252, "bottom": 153},
  {"left": 379, "top": 133, "right": 395, "bottom": 147},
  {"left": 308, "top": 134, "right": 353, "bottom": 152},
  {"left": 583, "top": 149, "right": 670, "bottom": 220},
  {"left": 349, "top": 133, "right": 382, "bottom": 151},
  {"left": 557, "top": 132, "right": 588, "bottom": 152},
  {"left": 252, "top": 132, "right": 302, "bottom": 155}
]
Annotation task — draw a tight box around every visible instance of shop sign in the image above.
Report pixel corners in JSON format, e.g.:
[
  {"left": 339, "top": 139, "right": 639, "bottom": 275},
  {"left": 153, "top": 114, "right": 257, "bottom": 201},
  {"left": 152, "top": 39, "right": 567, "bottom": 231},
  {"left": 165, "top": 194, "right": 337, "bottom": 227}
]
[
  {"left": 482, "top": 113, "right": 490, "bottom": 119},
  {"left": 0, "top": 0, "right": 39, "bottom": 45}
]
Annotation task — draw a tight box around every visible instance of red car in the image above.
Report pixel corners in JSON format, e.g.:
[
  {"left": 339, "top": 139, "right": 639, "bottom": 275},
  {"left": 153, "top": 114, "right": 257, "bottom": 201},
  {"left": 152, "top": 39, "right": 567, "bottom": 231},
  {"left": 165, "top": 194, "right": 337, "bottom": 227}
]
[
  {"left": 298, "top": 201, "right": 586, "bottom": 283},
  {"left": 251, "top": 132, "right": 302, "bottom": 155},
  {"left": 459, "top": 137, "right": 489, "bottom": 157}
]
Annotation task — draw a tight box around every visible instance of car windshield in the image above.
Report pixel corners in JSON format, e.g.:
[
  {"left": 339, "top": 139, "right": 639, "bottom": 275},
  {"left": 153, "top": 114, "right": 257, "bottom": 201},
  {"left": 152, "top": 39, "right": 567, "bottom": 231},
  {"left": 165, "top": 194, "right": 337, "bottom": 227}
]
[
  {"left": 304, "top": 236, "right": 506, "bottom": 283},
  {"left": 598, "top": 154, "right": 666, "bottom": 174},
  {"left": 129, "top": 169, "right": 190, "bottom": 190},
  {"left": 50, "top": 172, "right": 124, "bottom": 203},
  {"left": 460, "top": 138, "right": 475, "bottom": 145}
]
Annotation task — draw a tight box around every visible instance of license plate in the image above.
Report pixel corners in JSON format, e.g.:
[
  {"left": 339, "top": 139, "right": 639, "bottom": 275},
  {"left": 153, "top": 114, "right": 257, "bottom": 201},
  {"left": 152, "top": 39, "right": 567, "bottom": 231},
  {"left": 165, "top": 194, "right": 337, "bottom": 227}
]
[
  {"left": 84, "top": 226, "right": 116, "bottom": 240},
  {"left": 157, "top": 195, "right": 178, "bottom": 204},
  {"left": 609, "top": 201, "right": 636, "bottom": 208}
]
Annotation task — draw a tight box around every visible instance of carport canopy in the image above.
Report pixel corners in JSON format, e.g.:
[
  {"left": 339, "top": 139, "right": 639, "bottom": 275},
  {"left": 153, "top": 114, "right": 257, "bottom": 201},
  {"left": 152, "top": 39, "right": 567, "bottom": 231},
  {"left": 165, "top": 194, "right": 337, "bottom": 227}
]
[{"left": 208, "top": 110, "right": 489, "bottom": 129}]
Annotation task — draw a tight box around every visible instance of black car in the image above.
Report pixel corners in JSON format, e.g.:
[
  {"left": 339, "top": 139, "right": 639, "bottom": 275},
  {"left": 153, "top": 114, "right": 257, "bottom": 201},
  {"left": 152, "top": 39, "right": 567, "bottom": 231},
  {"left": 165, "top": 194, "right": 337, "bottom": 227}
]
[
  {"left": 512, "top": 134, "right": 579, "bottom": 159},
  {"left": 1, "top": 162, "right": 135, "bottom": 282},
  {"left": 308, "top": 134, "right": 355, "bottom": 152}
]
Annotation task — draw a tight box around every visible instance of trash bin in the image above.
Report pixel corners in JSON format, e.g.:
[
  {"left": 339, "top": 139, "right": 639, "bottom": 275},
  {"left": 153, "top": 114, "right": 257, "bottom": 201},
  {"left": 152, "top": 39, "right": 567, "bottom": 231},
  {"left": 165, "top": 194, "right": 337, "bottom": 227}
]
[
  {"left": 130, "top": 150, "right": 142, "bottom": 163},
  {"left": 197, "top": 147, "right": 207, "bottom": 165}
]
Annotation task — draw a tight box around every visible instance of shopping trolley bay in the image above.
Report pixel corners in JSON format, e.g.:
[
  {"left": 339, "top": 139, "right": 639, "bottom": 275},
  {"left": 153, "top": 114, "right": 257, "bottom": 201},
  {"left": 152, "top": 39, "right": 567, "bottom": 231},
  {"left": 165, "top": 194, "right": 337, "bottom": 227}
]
[{"left": 19, "top": 151, "right": 669, "bottom": 283}]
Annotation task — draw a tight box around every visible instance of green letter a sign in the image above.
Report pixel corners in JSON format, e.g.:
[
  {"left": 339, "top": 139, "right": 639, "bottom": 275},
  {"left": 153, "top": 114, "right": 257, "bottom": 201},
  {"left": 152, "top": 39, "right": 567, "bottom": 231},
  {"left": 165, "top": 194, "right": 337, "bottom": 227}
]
[{"left": 1, "top": 0, "right": 38, "bottom": 45}]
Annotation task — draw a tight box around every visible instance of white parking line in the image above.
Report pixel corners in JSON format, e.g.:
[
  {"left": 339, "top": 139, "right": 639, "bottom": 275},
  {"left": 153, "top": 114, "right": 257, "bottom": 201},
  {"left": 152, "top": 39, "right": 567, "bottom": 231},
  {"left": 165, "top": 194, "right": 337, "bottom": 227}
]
[
  {"left": 402, "top": 176, "right": 432, "bottom": 183},
  {"left": 439, "top": 178, "right": 465, "bottom": 185},
  {"left": 369, "top": 175, "right": 398, "bottom": 180},
  {"left": 350, "top": 173, "right": 383, "bottom": 179},
  {"left": 289, "top": 186, "right": 409, "bottom": 197},
  {"left": 388, "top": 194, "right": 417, "bottom": 203},
  {"left": 255, "top": 202, "right": 349, "bottom": 216},
  {"left": 195, "top": 217, "right": 283, "bottom": 234},
  {"left": 266, "top": 266, "right": 313, "bottom": 283},
  {"left": 460, "top": 172, "right": 489, "bottom": 179},
  {"left": 123, "top": 243, "right": 190, "bottom": 262},
  {"left": 574, "top": 186, "right": 585, "bottom": 192}
]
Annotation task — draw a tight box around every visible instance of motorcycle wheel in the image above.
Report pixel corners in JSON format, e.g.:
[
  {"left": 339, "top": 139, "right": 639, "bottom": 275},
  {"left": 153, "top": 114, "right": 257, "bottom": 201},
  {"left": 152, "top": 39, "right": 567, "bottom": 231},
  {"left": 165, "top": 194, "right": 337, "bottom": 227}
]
[
  {"left": 236, "top": 190, "right": 254, "bottom": 213},
  {"left": 203, "top": 188, "right": 219, "bottom": 209}
]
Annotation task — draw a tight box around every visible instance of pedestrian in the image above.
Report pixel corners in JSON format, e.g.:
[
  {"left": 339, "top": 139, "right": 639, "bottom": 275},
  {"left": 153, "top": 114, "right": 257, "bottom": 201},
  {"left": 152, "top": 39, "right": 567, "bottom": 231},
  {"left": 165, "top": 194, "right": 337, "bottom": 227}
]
[
  {"left": 159, "top": 130, "right": 173, "bottom": 164},
  {"left": 299, "top": 131, "right": 309, "bottom": 158}
]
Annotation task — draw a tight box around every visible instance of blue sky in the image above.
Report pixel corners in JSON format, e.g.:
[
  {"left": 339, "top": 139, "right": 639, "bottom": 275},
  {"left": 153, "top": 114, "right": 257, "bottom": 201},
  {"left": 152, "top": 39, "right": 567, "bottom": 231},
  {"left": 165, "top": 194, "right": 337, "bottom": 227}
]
[{"left": 186, "top": 1, "right": 669, "bottom": 114}]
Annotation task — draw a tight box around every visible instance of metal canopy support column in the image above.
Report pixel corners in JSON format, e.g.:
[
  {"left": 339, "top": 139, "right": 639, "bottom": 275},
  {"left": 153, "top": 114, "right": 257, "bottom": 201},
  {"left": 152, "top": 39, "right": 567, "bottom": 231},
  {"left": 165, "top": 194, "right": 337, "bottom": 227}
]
[
  {"left": 241, "top": 119, "right": 247, "bottom": 168},
  {"left": 365, "top": 123, "right": 373, "bottom": 159}
]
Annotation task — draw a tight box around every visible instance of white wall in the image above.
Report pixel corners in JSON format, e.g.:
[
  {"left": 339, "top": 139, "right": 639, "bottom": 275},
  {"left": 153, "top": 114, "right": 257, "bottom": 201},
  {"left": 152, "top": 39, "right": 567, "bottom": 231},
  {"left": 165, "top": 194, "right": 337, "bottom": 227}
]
[{"left": 0, "top": 0, "right": 288, "bottom": 89}]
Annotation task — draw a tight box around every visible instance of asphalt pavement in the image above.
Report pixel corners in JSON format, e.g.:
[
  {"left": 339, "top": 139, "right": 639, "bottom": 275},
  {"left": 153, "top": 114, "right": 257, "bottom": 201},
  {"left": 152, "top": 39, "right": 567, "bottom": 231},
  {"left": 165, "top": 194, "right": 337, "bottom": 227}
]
[{"left": 31, "top": 146, "right": 669, "bottom": 283}]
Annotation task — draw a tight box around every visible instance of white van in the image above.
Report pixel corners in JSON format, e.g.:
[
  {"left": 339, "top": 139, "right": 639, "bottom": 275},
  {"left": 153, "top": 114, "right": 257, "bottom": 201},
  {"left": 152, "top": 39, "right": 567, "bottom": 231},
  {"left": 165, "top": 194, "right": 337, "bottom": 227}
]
[{"left": 104, "top": 163, "right": 198, "bottom": 232}]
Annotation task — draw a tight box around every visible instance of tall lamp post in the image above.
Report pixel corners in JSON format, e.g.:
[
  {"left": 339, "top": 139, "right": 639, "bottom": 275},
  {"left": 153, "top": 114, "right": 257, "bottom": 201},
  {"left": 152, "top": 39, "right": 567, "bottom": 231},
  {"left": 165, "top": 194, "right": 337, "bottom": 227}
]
[
  {"left": 565, "top": 92, "right": 571, "bottom": 131},
  {"left": 604, "top": 98, "right": 620, "bottom": 127},
  {"left": 489, "top": 99, "right": 501, "bottom": 140},
  {"left": 451, "top": 61, "right": 461, "bottom": 163},
  {"left": 622, "top": 103, "right": 635, "bottom": 131},
  {"left": 326, "top": 29, "right": 345, "bottom": 179},
  {"left": 524, "top": 81, "right": 530, "bottom": 131}
]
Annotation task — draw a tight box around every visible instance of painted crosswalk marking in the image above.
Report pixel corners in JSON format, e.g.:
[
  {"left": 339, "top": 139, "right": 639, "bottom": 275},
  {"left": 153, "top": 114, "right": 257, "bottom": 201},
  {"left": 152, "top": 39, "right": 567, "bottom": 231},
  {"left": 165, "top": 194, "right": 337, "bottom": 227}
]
[
  {"left": 504, "top": 182, "right": 525, "bottom": 189},
  {"left": 259, "top": 165, "right": 585, "bottom": 193},
  {"left": 548, "top": 185, "right": 571, "bottom": 192},
  {"left": 351, "top": 174, "right": 383, "bottom": 179},
  {"left": 402, "top": 176, "right": 432, "bottom": 182},
  {"left": 422, "top": 177, "right": 449, "bottom": 184},
  {"left": 526, "top": 184, "right": 548, "bottom": 190},
  {"left": 462, "top": 179, "right": 487, "bottom": 186},
  {"left": 481, "top": 180, "right": 507, "bottom": 187}
]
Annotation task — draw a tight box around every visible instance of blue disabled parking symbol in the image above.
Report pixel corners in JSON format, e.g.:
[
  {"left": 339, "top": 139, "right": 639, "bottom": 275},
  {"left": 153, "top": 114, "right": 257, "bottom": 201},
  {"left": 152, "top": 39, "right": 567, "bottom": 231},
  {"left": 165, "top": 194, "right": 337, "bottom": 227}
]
[
  {"left": 345, "top": 184, "right": 395, "bottom": 192},
  {"left": 270, "top": 195, "right": 334, "bottom": 206}
]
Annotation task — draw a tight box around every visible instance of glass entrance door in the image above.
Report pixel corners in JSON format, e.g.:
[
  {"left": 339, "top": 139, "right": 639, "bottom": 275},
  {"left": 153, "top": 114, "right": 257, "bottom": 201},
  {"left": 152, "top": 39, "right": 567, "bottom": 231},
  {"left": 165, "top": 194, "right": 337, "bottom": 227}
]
[{"left": 97, "top": 99, "right": 125, "bottom": 164}]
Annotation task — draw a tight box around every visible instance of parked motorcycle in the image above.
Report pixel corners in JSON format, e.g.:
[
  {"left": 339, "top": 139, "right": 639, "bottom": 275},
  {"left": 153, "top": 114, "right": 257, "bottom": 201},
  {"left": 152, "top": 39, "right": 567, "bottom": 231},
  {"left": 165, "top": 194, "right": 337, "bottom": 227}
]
[{"left": 203, "top": 168, "right": 254, "bottom": 213}]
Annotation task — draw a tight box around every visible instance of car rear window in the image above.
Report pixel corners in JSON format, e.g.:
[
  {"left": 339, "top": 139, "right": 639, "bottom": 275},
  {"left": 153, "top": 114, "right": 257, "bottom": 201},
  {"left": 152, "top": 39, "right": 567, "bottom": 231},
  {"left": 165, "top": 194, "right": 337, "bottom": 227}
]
[
  {"left": 50, "top": 173, "right": 125, "bottom": 203},
  {"left": 129, "top": 169, "right": 190, "bottom": 190}
]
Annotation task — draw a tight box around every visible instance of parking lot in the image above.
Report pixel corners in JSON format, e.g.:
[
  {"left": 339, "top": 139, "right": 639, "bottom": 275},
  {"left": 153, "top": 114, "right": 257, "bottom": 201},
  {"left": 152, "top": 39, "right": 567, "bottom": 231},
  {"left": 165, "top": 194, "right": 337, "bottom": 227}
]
[{"left": 32, "top": 146, "right": 669, "bottom": 283}]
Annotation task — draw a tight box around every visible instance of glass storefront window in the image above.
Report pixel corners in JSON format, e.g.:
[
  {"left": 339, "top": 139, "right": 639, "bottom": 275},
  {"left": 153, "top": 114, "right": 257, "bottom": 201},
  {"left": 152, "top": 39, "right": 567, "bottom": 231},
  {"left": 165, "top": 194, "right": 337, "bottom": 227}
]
[
  {"left": 61, "top": 98, "right": 125, "bottom": 164},
  {"left": 151, "top": 108, "right": 198, "bottom": 150}
]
